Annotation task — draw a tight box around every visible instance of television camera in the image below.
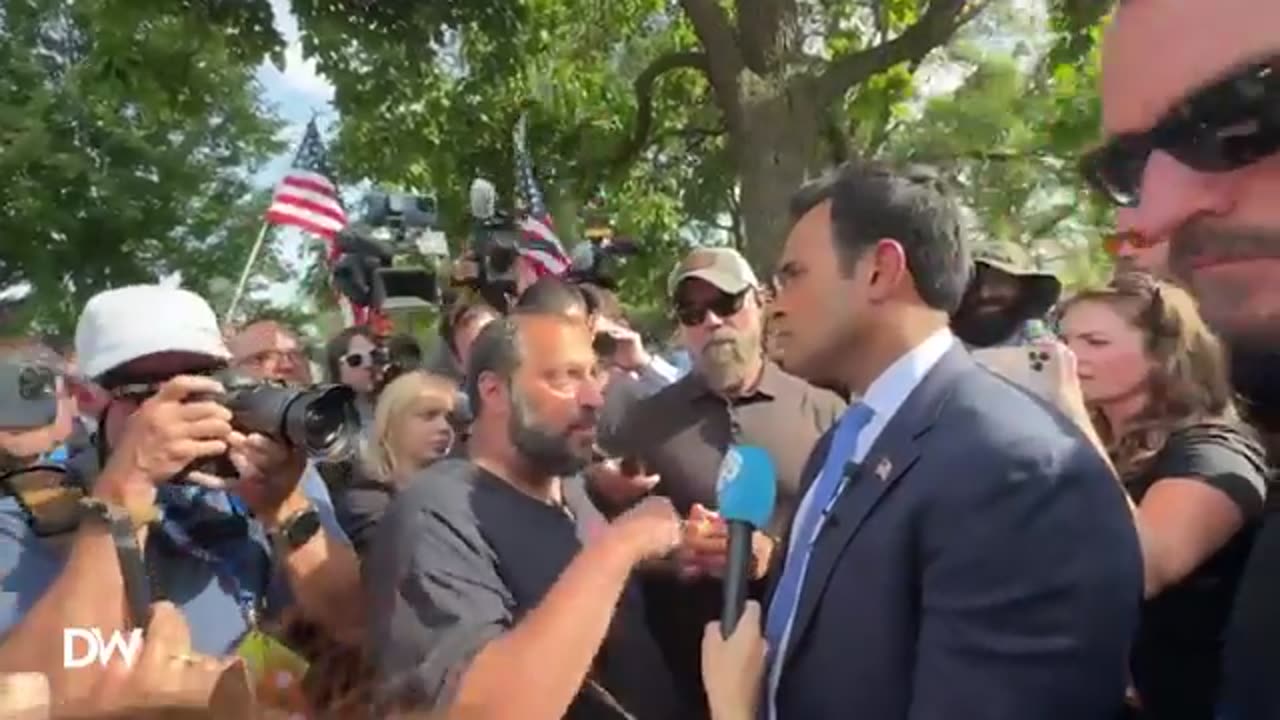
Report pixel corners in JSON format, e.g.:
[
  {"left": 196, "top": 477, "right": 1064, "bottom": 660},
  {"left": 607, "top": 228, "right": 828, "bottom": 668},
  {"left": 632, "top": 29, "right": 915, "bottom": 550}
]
[
  {"left": 331, "top": 190, "right": 450, "bottom": 313},
  {"left": 566, "top": 234, "right": 642, "bottom": 291},
  {"left": 451, "top": 178, "right": 530, "bottom": 313}
]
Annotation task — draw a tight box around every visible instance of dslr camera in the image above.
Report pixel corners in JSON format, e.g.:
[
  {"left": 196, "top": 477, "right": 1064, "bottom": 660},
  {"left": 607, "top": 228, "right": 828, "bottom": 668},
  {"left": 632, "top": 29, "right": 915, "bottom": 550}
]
[
  {"left": 332, "top": 190, "right": 450, "bottom": 313},
  {"left": 188, "top": 369, "right": 363, "bottom": 478}
]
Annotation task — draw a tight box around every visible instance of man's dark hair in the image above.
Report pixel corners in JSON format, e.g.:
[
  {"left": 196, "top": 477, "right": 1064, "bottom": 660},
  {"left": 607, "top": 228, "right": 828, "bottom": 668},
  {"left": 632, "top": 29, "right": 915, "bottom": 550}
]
[
  {"left": 516, "top": 277, "right": 588, "bottom": 317},
  {"left": 324, "top": 325, "right": 376, "bottom": 382},
  {"left": 463, "top": 315, "right": 525, "bottom": 416},
  {"left": 438, "top": 298, "right": 500, "bottom": 358},
  {"left": 789, "top": 160, "right": 971, "bottom": 314},
  {"left": 577, "top": 282, "right": 624, "bottom": 322}
]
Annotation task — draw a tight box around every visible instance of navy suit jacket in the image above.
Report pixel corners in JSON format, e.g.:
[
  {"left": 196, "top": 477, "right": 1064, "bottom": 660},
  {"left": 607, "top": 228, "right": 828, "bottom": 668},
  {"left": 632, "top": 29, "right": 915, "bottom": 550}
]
[{"left": 771, "top": 346, "right": 1143, "bottom": 720}]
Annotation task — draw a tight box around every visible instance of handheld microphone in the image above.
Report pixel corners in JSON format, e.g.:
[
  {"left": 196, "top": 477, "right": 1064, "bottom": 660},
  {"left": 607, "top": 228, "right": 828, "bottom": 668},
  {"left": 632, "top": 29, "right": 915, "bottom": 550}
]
[
  {"left": 469, "top": 178, "right": 496, "bottom": 220},
  {"left": 716, "top": 444, "right": 778, "bottom": 638}
]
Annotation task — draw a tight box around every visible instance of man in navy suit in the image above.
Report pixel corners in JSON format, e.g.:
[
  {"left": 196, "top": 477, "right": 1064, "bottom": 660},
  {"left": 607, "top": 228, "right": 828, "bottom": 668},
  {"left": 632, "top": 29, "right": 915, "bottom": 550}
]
[{"left": 716, "top": 161, "right": 1143, "bottom": 720}]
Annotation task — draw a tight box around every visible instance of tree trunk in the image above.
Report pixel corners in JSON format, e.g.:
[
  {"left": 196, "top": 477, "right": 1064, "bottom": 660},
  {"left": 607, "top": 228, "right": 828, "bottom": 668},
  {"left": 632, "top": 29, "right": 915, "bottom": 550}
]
[{"left": 732, "top": 85, "right": 822, "bottom": 274}]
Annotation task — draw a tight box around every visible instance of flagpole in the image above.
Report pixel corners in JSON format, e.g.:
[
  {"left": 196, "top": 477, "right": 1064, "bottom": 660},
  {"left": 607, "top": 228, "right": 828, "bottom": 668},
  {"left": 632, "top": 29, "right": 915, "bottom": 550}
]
[{"left": 223, "top": 115, "right": 317, "bottom": 324}]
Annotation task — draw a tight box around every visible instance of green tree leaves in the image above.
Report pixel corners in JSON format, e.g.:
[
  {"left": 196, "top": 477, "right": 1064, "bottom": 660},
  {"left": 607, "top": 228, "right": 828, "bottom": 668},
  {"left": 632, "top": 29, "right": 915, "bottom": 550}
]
[{"left": 0, "top": 0, "right": 287, "bottom": 335}]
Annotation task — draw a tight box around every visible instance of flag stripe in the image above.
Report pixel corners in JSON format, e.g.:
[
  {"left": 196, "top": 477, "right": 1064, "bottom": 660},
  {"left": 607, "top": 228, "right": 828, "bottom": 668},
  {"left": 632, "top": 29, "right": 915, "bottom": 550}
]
[
  {"left": 266, "top": 206, "right": 345, "bottom": 237},
  {"left": 270, "top": 191, "right": 346, "bottom": 225},
  {"left": 518, "top": 246, "right": 568, "bottom": 275},
  {"left": 280, "top": 173, "right": 336, "bottom": 196}
]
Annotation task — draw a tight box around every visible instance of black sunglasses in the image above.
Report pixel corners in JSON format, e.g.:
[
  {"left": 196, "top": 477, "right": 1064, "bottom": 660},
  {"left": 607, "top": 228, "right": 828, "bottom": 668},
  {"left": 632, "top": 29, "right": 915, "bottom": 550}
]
[
  {"left": 675, "top": 290, "right": 748, "bottom": 327},
  {"left": 1080, "top": 57, "right": 1280, "bottom": 207}
]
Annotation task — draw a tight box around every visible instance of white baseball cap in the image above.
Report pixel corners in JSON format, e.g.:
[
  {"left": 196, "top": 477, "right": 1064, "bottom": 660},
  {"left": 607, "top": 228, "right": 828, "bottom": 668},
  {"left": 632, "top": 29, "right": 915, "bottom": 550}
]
[{"left": 75, "top": 285, "right": 231, "bottom": 381}]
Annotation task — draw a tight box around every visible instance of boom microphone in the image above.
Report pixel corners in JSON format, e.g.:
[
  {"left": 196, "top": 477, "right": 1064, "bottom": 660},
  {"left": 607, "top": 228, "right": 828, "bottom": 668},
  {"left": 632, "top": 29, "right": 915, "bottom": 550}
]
[
  {"left": 716, "top": 444, "right": 778, "bottom": 638},
  {"left": 470, "top": 178, "right": 496, "bottom": 221}
]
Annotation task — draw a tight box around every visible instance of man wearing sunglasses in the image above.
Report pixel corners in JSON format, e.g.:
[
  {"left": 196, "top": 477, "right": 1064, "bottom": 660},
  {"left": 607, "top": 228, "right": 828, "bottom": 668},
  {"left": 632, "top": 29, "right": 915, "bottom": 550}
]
[
  {"left": 1090, "top": 4, "right": 1280, "bottom": 719},
  {"left": 601, "top": 246, "right": 845, "bottom": 718},
  {"left": 0, "top": 286, "right": 364, "bottom": 708}
]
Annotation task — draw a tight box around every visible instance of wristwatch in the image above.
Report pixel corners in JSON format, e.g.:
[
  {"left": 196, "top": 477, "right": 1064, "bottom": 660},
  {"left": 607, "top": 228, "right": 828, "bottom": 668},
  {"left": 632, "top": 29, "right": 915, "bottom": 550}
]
[{"left": 270, "top": 507, "right": 322, "bottom": 551}]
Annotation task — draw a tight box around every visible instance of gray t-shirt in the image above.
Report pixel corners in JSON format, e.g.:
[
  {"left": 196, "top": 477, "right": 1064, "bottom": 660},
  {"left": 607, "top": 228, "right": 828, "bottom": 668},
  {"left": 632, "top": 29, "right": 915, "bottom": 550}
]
[{"left": 363, "top": 459, "right": 681, "bottom": 719}]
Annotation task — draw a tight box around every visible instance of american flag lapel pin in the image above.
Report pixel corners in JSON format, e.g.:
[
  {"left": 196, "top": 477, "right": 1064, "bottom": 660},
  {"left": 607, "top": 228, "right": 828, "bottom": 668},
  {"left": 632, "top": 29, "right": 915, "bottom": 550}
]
[{"left": 874, "top": 456, "right": 893, "bottom": 483}]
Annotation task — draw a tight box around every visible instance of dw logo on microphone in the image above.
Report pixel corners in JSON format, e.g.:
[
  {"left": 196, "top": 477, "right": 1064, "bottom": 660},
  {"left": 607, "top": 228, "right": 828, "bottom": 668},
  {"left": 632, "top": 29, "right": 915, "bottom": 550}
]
[{"left": 716, "top": 447, "right": 743, "bottom": 495}]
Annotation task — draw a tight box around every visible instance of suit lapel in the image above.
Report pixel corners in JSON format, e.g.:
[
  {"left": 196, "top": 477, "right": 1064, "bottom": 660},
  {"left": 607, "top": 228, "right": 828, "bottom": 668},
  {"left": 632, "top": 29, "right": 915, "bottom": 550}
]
[
  {"left": 781, "top": 346, "right": 971, "bottom": 669},
  {"left": 765, "top": 428, "right": 835, "bottom": 603}
]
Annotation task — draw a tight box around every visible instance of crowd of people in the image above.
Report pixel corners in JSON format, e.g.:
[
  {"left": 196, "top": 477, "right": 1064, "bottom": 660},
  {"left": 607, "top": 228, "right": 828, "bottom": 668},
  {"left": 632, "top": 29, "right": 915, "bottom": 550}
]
[{"left": 1, "top": 1, "right": 1279, "bottom": 718}]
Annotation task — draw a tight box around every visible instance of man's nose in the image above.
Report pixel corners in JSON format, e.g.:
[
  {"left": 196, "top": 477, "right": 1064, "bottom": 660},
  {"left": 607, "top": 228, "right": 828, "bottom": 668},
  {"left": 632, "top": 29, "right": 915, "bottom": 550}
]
[
  {"left": 1122, "top": 151, "right": 1235, "bottom": 241},
  {"left": 701, "top": 310, "right": 727, "bottom": 329},
  {"left": 579, "top": 377, "right": 606, "bottom": 408}
]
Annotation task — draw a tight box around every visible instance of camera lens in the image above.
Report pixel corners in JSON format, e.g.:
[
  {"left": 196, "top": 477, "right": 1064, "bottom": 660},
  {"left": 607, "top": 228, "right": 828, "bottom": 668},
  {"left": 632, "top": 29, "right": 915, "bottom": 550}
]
[
  {"left": 17, "top": 366, "right": 54, "bottom": 401},
  {"left": 294, "top": 385, "right": 360, "bottom": 461}
]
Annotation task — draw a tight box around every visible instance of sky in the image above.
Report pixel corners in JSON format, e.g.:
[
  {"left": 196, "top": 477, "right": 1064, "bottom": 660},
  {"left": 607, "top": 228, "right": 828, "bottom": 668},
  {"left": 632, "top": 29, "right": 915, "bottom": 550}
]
[{"left": 245, "top": 0, "right": 338, "bottom": 310}]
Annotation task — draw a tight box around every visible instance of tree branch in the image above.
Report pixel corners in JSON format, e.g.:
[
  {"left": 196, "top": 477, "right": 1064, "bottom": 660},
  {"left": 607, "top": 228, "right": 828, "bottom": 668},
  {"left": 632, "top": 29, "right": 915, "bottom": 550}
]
[
  {"left": 825, "top": 108, "right": 850, "bottom": 165},
  {"left": 812, "top": 0, "right": 989, "bottom": 106},
  {"left": 612, "top": 51, "right": 710, "bottom": 170},
  {"left": 678, "top": 0, "right": 746, "bottom": 124},
  {"left": 735, "top": 0, "right": 797, "bottom": 74}
]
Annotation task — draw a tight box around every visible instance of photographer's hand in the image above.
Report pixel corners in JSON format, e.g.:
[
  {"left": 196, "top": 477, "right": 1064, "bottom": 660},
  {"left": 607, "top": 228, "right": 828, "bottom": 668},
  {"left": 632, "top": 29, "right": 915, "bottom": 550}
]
[
  {"left": 95, "top": 376, "right": 232, "bottom": 508},
  {"left": 222, "top": 432, "right": 308, "bottom": 527}
]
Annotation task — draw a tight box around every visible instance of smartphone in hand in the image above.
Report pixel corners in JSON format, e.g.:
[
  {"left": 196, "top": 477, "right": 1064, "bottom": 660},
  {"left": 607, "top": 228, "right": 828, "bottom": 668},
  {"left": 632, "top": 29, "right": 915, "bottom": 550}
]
[{"left": 973, "top": 343, "right": 1073, "bottom": 406}]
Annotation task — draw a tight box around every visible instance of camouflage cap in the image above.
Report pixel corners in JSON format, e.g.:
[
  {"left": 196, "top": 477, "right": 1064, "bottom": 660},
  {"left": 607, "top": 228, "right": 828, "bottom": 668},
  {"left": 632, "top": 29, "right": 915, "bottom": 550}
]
[{"left": 971, "top": 240, "right": 1062, "bottom": 317}]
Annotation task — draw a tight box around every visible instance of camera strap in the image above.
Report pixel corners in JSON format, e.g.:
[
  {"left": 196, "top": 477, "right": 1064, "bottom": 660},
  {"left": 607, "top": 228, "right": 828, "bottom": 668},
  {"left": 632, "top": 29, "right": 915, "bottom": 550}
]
[{"left": 153, "top": 487, "right": 270, "bottom": 629}]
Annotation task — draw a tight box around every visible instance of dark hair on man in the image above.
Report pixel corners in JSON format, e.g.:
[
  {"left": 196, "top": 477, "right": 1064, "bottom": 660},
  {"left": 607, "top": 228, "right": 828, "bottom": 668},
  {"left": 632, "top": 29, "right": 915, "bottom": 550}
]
[
  {"left": 516, "top": 277, "right": 588, "bottom": 317},
  {"left": 438, "top": 297, "right": 501, "bottom": 359},
  {"left": 789, "top": 160, "right": 971, "bottom": 314},
  {"left": 324, "top": 325, "right": 376, "bottom": 383},
  {"left": 577, "top": 282, "right": 624, "bottom": 322},
  {"left": 464, "top": 315, "right": 525, "bottom": 416},
  {"left": 463, "top": 310, "right": 583, "bottom": 415}
]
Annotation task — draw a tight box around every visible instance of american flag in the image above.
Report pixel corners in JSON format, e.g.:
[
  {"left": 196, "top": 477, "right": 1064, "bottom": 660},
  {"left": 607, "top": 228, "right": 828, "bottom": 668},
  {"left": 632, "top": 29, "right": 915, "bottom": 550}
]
[
  {"left": 513, "top": 114, "right": 570, "bottom": 277},
  {"left": 265, "top": 118, "right": 347, "bottom": 240}
]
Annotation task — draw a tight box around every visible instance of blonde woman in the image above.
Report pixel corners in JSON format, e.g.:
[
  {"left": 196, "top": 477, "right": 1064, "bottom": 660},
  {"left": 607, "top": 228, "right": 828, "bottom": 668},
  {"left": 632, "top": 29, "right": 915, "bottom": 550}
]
[{"left": 334, "top": 371, "right": 458, "bottom": 553}]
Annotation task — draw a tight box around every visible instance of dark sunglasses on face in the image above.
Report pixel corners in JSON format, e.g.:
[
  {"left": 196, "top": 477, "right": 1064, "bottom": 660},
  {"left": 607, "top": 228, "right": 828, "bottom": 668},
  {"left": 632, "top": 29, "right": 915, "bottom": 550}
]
[
  {"left": 1081, "top": 57, "right": 1280, "bottom": 207},
  {"left": 675, "top": 290, "right": 748, "bottom": 327}
]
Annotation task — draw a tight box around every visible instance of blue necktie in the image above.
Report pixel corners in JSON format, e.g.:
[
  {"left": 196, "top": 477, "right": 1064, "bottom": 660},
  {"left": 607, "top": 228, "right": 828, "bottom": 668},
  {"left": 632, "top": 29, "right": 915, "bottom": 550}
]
[{"left": 765, "top": 402, "right": 874, "bottom": 664}]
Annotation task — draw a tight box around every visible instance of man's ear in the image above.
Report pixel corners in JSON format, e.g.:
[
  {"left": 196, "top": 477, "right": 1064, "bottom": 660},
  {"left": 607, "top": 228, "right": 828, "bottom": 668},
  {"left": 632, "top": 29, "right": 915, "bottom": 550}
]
[
  {"left": 476, "top": 371, "right": 508, "bottom": 408},
  {"left": 866, "top": 239, "right": 909, "bottom": 302}
]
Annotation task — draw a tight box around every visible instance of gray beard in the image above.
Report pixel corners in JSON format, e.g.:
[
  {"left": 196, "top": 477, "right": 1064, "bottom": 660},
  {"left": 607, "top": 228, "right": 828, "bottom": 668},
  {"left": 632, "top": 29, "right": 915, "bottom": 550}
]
[{"left": 699, "top": 334, "right": 760, "bottom": 394}]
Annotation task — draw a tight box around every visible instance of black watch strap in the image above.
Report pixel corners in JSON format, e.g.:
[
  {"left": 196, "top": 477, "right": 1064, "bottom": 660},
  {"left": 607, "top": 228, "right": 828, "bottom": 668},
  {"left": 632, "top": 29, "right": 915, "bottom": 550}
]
[
  {"left": 271, "top": 507, "right": 322, "bottom": 551},
  {"left": 79, "top": 497, "right": 154, "bottom": 629}
]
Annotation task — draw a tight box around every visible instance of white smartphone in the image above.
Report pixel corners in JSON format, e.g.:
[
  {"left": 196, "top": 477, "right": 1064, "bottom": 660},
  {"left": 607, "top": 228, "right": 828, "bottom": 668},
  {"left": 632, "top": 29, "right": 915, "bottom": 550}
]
[{"left": 972, "top": 344, "right": 1070, "bottom": 405}]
